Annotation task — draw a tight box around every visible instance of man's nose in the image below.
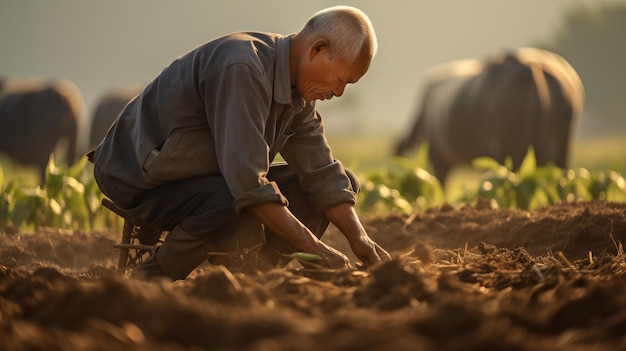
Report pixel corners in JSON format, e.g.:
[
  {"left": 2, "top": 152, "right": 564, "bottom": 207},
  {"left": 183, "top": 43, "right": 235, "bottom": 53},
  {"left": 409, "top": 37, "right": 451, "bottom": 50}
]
[{"left": 334, "top": 84, "right": 347, "bottom": 97}]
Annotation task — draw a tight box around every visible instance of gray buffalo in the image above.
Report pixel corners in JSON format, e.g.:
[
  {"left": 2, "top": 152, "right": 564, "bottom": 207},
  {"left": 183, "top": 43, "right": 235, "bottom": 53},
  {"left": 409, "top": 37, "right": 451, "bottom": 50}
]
[
  {"left": 0, "top": 77, "right": 85, "bottom": 182},
  {"left": 394, "top": 47, "right": 585, "bottom": 183},
  {"left": 88, "top": 84, "right": 143, "bottom": 150}
]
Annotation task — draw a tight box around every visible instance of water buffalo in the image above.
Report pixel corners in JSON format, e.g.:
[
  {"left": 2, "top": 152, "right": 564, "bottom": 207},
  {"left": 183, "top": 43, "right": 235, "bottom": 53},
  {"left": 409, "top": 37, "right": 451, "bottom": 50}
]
[
  {"left": 88, "top": 84, "right": 143, "bottom": 150},
  {"left": 394, "top": 47, "right": 585, "bottom": 183},
  {"left": 0, "top": 77, "right": 85, "bottom": 182}
]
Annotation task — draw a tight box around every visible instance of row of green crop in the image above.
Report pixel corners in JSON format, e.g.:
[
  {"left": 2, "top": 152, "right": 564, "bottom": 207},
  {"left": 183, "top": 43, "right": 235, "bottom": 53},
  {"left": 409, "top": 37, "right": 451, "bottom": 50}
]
[
  {"left": 0, "top": 156, "right": 112, "bottom": 231},
  {"left": 1, "top": 147, "right": 625, "bottom": 231},
  {"left": 356, "top": 146, "right": 626, "bottom": 214}
]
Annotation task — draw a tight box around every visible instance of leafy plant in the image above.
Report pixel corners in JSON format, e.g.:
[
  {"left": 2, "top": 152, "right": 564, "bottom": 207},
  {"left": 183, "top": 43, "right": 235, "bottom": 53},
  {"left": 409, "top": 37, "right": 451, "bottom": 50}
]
[
  {"left": 0, "top": 155, "right": 107, "bottom": 231},
  {"left": 357, "top": 144, "right": 444, "bottom": 214},
  {"left": 459, "top": 147, "right": 626, "bottom": 210}
]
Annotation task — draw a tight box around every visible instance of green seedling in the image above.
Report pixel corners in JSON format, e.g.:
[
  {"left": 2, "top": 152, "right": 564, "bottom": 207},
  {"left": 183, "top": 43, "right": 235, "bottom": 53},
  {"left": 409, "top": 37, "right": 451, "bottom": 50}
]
[{"left": 290, "top": 252, "right": 322, "bottom": 262}]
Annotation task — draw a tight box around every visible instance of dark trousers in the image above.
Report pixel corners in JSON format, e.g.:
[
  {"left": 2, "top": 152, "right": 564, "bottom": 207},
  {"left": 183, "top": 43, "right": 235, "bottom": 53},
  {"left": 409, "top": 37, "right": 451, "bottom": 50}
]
[{"left": 118, "top": 163, "right": 359, "bottom": 269}]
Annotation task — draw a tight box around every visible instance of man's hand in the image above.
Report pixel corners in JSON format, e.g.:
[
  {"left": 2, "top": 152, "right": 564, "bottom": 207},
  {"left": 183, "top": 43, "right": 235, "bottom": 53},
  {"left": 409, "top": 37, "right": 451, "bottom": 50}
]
[
  {"left": 324, "top": 202, "right": 391, "bottom": 266},
  {"left": 348, "top": 235, "right": 391, "bottom": 266},
  {"left": 308, "top": 242, "right": 351, "bottom": 269},
  {"left": 250, "top": 202, "right": 350, "bottom": 269}
]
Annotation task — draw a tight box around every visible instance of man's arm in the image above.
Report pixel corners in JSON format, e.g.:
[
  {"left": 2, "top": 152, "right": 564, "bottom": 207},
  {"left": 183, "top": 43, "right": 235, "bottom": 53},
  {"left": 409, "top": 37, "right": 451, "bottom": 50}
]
[
  {"left": 324, "top": 202, "right": 391, "bottom": 266},
  {"left": 249, "top": 202, "right": 351, "bottom": 268}
]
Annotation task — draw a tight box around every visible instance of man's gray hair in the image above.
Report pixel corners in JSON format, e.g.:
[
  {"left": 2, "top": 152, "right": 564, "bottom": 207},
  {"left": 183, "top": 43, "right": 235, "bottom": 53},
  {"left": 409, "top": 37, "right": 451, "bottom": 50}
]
[{"left": 301, "top": 6, "right": 378, "bottom": 64}]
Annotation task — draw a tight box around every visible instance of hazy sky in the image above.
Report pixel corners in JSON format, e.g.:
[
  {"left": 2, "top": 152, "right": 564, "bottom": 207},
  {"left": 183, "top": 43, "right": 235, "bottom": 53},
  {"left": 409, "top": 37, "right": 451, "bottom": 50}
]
[{"left": 0, "top": 0, "right": 618, "bottom": 150}]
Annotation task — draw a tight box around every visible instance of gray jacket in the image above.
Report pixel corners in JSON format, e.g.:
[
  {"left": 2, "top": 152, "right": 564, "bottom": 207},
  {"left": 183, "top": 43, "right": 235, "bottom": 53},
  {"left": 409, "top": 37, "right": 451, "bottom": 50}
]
[{"left": 93, "top": 32, "right": 356, "bottom": 214}]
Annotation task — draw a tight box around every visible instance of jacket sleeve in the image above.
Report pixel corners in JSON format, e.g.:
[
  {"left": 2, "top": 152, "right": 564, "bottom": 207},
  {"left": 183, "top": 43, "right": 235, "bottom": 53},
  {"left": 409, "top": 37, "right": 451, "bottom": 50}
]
[
  {"left": 279, "top": 107, "right": 357, "bottom": 213},
  {"left": 202, "top": 62, "right": 288, "bottom": 213}
]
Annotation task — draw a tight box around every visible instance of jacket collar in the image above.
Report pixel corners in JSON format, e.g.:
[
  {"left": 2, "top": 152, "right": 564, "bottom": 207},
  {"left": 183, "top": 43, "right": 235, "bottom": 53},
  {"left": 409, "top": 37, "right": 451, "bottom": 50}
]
[{"left": 274, "top": 35, "right": 305, "bottom": 108}]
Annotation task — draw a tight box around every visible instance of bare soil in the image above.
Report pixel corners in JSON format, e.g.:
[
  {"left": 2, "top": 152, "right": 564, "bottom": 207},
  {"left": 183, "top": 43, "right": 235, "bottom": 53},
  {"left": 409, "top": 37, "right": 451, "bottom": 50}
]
[{"left": 2, "top": 200, "right": 626, "bottom": 350}]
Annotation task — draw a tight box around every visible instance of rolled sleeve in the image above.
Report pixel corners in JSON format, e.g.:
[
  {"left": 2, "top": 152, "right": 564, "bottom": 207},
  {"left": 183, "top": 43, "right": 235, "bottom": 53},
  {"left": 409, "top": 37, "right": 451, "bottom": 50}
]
[
  {"left": 308, "top": 188, "right": 357, "bottom": 213},
  {"left": 232, "top": 181, "right": 289, "bottom": 213},
  {"left": 301, "top": 160, "right": 357, "bottom": 213}
]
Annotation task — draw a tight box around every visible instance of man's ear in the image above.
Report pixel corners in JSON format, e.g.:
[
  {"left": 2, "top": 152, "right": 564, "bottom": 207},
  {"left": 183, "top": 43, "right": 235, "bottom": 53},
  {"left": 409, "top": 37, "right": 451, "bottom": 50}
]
[{"left": 309, "top": 38, "right": 330, "bottom": 60}]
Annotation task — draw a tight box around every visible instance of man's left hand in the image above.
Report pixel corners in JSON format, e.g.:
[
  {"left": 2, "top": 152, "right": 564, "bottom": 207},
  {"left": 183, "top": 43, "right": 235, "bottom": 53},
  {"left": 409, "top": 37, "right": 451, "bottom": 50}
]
[{"left": 349, "top": 235, "right": 391, "bottom": 266}]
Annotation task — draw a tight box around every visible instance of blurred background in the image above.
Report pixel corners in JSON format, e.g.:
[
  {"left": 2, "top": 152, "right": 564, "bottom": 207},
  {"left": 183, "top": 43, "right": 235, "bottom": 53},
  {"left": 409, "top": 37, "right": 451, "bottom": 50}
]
[{"left": 2, "top": 0, "right": 625, "bottom": 173}]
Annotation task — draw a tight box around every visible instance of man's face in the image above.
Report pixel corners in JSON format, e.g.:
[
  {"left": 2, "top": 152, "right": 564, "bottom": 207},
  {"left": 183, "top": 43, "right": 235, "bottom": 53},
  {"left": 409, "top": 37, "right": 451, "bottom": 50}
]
[{"left": 296, "top": 44, "right": 371, "bottom": 103}]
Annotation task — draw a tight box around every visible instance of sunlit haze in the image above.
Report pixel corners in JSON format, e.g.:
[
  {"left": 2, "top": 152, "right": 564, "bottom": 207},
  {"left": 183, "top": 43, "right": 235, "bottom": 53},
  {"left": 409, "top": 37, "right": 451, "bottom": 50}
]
[{"left": 0, "top": 0, "right": 616, "bottom": 151}]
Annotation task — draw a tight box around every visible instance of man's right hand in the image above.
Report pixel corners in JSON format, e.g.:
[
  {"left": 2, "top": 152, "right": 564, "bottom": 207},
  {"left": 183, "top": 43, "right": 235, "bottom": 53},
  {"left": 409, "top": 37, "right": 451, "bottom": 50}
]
[{"left": 310, "top": 243, "right": 351, "bottom": 269}]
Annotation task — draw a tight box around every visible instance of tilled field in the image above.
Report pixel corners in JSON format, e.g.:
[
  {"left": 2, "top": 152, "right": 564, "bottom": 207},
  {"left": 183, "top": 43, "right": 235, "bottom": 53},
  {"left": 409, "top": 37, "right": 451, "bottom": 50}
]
[{"left": 1, "top": 200, "right": 626, "bottom": 350}]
